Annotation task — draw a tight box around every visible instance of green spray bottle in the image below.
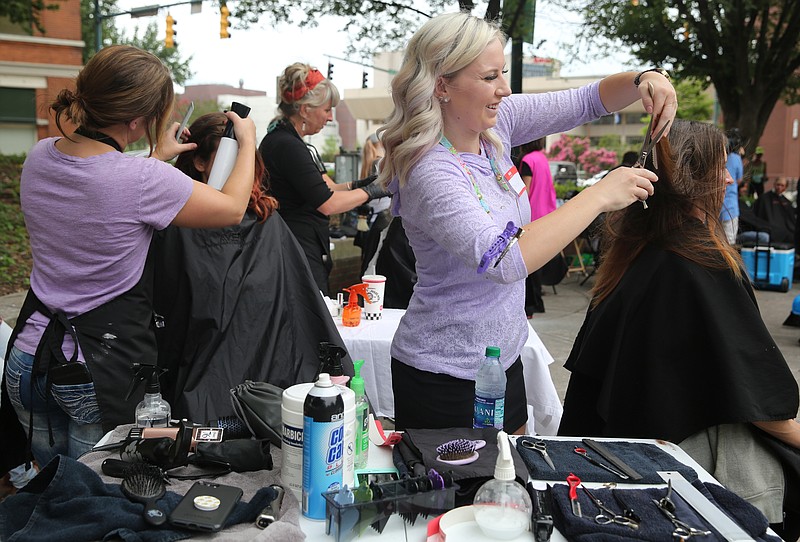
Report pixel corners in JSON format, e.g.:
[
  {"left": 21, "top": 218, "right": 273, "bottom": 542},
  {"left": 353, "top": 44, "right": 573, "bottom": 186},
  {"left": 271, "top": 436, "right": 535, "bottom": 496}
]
[{"left": 350, "top": 359, "right": 369, "bottom": 469}]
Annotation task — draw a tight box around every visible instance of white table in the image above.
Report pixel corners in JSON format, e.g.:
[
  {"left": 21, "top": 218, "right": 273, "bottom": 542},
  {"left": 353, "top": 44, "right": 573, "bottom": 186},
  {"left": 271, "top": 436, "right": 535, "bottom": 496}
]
[
  {"left": 335, "top": 309, "right": 563, "bottom": 436},
  {"left": 299, "top": 435, "right": 749, "bottom": 542}
]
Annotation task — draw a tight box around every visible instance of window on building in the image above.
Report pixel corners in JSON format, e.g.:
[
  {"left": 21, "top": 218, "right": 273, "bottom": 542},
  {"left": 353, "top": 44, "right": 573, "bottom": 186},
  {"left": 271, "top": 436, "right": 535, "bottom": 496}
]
[
  {"left": 0, "top": 88, "right": 36, "bottom": 123},
  {"left": 590, "top": 115, "right": 616, "bottom": 125},
  {"left": 0, "top": 88, "right": 37, "bottom": 155},
  {"left": 624, "top": 113, "right": 646, "bottom": 125}
]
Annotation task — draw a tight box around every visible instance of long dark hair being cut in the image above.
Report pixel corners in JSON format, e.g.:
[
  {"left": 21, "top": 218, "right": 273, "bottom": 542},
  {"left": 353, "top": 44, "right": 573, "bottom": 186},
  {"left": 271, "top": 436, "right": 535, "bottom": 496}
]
[
  {"left": 174, "top": 112, "right": 278, "bottom": 221},
  {"left": 591, "top": 119, "right": 743, "bottom": 306}
]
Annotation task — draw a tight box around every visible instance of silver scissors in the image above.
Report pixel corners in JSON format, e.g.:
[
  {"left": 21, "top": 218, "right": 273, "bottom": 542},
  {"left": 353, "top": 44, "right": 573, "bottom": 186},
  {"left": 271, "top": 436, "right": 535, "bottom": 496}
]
[
  {"left": 521, "top": 438, "right": 555, "bottom": 470},
  {"left": 653, "top": 480, "right": 712, "bottom": 540},
  {"left": 634, "top": 81, "right": 671, "bottom": 209},
  {"left": 582, "top": 487, "right": 639, "bottom": 530}
]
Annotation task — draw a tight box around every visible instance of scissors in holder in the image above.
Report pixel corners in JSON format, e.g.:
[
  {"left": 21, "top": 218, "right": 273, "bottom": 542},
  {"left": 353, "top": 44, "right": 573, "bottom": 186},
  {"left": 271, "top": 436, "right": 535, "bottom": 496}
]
[
  {"left": 521, "top": 438, "right": 555, "bottom": 470},
  {"left": 582, "top": 487, "right": 639, "bottom": 530},
  {"left": 573, "top": 447, "right": 630, "bottom": 480},
  {"left": 634, "top": 81, "right": 671, "bottom": 209}
]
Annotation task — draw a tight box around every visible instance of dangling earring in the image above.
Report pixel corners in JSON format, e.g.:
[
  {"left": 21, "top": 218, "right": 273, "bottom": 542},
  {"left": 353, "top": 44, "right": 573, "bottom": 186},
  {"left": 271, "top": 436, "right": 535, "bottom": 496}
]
[{"left": 301, "top": 119, "right": 307, "bottom": 133}]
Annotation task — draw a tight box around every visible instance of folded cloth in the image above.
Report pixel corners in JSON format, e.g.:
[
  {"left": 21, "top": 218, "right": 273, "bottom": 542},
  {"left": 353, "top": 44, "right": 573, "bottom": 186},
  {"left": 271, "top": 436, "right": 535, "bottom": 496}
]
[
  {"left": 516, "top": 438, "right": 698, "bottom": 484},
  {"left": 0, "top": 455, "right": 275, "bottom": 542},
  {"left": 550, "top": 480, "right": 780, "bottom": 542},
  {"left": 79, "top": 424, "right": 306, "bottom": 542},
  {"left": 403, "top": 428, "right": 528, "bottom": 507}
]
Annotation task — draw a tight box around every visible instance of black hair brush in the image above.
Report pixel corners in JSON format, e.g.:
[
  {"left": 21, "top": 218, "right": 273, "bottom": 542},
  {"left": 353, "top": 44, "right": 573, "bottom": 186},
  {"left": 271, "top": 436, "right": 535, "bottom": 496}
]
[{"left": 121, "top": 462, "right": 167, "bottom": 526}]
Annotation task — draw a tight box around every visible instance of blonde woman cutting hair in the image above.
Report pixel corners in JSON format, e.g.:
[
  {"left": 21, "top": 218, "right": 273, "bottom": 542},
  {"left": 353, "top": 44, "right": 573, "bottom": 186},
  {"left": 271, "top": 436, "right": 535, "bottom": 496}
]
[{"left": 379, "top": 12, "right": 677, "bottom": 433}]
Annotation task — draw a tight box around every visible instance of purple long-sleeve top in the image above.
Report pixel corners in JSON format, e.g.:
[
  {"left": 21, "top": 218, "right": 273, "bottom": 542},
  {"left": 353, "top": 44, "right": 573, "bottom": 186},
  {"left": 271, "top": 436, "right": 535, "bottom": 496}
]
[{"left": 389, "top": 83, "right": 608, "bottom": 379}]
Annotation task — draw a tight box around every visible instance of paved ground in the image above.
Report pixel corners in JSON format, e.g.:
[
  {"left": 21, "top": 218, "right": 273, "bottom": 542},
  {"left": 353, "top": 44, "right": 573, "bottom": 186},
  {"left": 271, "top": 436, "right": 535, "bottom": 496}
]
[
  {"left": 530, "top": 271, "right": 800, "bottom": 404},
  {"left": 2, "top": 270, "right": 800, "bottom": 403}
]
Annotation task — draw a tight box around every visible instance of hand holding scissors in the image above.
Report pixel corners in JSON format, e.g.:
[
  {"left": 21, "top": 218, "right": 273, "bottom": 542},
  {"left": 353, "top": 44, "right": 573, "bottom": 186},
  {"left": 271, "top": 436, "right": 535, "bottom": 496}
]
[
  {"left": 521, "top": 438, "right": 555, "bottom": 470},
  {"left": 635, "top": 81, "right": 672, "bottom": 209}
]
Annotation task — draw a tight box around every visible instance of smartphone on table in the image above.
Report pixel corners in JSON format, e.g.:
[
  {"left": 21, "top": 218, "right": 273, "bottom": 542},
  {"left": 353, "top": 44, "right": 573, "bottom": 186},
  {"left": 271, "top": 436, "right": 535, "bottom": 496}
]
[{"left": 169, "top": 480, "right": 242, "bottom": 532}]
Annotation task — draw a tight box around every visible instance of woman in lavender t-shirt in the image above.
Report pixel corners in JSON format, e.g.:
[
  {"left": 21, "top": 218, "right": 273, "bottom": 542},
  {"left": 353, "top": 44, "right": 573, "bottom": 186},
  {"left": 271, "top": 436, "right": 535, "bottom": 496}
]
[
  {"left": 377, "top": 13, "right": 677, "bottom": 433},
  {"left": 1, "top": 45, "right": 258, "bottom": 468}
]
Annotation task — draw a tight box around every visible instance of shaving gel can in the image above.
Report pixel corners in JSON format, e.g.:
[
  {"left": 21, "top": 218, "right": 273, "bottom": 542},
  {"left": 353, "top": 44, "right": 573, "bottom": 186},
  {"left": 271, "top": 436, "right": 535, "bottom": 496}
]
[{"left": 302, "top": 373, "right": 344, "bottom": 519}]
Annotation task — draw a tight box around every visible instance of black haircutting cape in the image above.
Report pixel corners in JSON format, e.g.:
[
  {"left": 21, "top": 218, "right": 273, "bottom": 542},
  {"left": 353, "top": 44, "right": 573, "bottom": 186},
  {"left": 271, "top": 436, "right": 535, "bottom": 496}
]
[
  {"left": 150, "top": 210, "right": 352, "bottom": 423},
  {"left": 558, "top": 246, "right": 798, "bottom": 443}
]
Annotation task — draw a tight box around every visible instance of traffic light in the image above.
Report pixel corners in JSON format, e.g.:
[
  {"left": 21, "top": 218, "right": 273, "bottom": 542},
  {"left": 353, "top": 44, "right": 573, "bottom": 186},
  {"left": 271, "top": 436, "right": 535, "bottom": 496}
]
[
  {"left": 165, "top": 13, "right": 176, "bottom": 48},
  {"left": 362, "top": 71, "right": 368, "bottom": 88},
  {"left": 220, "top": 5, "right": 231, "bottom": 39},
  {"left": 327, "top": 62, "right": 334, "bottom": 81}
]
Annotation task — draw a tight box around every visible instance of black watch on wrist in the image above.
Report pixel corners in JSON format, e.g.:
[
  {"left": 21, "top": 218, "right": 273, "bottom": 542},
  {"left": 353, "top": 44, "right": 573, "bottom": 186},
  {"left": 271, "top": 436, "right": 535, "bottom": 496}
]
[{"left": 634, "top": 68, "right": 670, "bottom": 87}]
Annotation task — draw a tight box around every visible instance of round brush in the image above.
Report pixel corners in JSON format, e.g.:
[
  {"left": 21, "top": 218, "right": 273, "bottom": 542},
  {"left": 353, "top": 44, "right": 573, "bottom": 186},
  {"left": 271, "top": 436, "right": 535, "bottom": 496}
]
[{"left": 121, "top": 462, "right": 167, "bottom": 526}]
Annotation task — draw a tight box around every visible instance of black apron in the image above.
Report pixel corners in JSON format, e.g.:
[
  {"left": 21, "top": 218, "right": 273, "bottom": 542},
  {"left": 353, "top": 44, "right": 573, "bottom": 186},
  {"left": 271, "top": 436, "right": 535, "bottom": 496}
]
[{"left": 1, "top": 259, "right": 158, "bottom": 468}]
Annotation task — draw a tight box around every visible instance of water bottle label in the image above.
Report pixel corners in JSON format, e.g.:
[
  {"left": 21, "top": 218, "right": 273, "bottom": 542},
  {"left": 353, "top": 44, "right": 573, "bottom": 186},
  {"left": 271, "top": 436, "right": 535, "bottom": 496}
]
[{"left": 473, "top": 396, "right": 505, "bottom": 429}]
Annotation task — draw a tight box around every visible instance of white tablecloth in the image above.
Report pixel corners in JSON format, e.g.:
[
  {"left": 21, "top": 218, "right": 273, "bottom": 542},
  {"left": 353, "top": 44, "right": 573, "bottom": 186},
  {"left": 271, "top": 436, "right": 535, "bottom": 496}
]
[{"left": 335, "top": 309, "right": 563, "bottom": 435}]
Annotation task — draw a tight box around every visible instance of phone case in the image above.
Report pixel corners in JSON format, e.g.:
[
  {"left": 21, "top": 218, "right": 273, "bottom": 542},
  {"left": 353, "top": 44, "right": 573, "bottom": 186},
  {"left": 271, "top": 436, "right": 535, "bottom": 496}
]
[{"left": 169, "top": 480, "right": 243, "bottom": 532}]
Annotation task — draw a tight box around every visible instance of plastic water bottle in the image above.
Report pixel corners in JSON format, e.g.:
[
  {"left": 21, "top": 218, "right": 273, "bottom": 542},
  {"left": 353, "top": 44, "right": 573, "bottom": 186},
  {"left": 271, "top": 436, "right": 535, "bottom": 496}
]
[
  {"left": 473, "top": 346, "right": 506, "bottom": 429},
  {"left": 302, "top": 373, "right": 344, "bottom": 520}
]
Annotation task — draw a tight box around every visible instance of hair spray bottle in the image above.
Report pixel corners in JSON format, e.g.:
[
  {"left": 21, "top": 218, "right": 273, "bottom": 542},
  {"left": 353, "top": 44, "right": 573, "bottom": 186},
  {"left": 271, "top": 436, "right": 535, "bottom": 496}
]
[{"left": 207, "top": 101, "right": 251, "bottom": 190}]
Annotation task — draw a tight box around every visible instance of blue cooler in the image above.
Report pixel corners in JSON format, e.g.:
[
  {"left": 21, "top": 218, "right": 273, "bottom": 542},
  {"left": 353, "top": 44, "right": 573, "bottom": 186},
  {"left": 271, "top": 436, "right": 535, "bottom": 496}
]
[{"left": 741, "top": 241, "right": 794, "bottom": 292}]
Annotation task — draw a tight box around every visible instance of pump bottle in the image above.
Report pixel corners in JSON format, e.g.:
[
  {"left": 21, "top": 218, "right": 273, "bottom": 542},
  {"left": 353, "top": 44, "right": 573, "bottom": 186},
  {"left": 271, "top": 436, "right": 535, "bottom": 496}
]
[
  {"left": 207, "top": 101, "right": 251, "bottom": 190},
  {"left": 342, "top": 283, "right": 369, "bottom": 327},
  {"left": 135, "top": 369, "right": 171, "bottom": 428},
  {"left": 473, "top": 430, "right": 532, "bottom": 539},
  {"left": 350, "top": 359, "right": 369, "bottom": 469}
]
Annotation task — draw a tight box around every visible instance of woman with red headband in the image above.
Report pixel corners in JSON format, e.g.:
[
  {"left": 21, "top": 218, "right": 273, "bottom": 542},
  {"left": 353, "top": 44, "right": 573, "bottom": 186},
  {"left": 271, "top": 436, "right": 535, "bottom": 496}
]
[{"left": 259, "top": 63, "right": 388, "bottom": 295}]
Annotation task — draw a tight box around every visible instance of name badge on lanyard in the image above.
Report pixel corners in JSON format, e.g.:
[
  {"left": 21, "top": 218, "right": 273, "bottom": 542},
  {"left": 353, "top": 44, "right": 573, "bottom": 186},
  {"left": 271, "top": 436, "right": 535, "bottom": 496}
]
[{"left": 504, "top": 165, "right": 527, "bottom": 198}]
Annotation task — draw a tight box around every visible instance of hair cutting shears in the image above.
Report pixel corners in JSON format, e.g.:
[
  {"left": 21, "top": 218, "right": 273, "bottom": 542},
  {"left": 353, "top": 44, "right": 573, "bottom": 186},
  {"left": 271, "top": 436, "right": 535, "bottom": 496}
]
[
  {"left": 634, "top": 81, "right": 672, "bottom": 209},
  {"left": 521, "top": 439, "right": 555, "bottom": 470},
  {"left": 582, "top": 487, "right": 639, "bottom": 529}
]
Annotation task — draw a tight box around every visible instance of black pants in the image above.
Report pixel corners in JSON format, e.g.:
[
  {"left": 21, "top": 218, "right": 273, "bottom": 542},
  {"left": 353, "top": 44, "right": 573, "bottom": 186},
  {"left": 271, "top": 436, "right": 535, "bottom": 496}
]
[{"left": 391, "top": 357, "right": 527, "bottom": 431}]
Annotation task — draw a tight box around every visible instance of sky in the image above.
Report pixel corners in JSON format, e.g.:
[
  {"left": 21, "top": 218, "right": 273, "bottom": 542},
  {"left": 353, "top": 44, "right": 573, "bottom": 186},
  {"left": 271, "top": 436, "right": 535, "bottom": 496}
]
[{"left": 113, "top": 1, "right": 636, "bottom": 98}]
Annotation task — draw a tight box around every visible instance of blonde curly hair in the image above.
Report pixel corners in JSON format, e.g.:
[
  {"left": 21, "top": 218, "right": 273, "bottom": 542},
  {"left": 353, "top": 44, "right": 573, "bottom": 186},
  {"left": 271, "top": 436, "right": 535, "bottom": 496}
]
[{"left": 377, "top": 12, "right": 506, "bottom": 188}]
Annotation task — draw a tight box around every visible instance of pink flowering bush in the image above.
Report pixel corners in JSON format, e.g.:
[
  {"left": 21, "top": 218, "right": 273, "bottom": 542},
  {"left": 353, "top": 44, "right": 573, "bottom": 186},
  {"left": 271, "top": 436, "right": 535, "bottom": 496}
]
[
  {"left": 546, "top": 134, "right": 617, "bottom": 176},
  {"left": 580, "top": 148, "right": 618, "bottom": 175}
]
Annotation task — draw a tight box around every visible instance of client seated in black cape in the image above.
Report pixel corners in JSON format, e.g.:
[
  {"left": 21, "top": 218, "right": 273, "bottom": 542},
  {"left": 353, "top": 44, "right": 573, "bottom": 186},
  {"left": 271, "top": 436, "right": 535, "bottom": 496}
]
[
  {"left": 150, "top": 112, "right": 351, "bottom": 424},
  {"left": 557, "top": 119, "right": 800, "bottom": 540}
]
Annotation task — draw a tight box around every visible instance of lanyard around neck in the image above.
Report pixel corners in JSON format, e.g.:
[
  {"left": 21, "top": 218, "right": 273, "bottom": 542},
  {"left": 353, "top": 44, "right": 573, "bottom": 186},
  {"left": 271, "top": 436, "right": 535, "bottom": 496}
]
[
  {"left": 439, "top": 134, "right": 510, "bottom": 214},
  {"left": 74, "top": 126, "right": 123, "bottom": 153}
]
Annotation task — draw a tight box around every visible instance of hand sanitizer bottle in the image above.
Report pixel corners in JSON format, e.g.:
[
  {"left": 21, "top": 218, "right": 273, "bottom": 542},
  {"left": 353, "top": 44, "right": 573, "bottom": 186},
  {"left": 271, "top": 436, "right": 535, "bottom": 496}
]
[{"left": 350, "top": 359, "right": 369, "bottom": 470}]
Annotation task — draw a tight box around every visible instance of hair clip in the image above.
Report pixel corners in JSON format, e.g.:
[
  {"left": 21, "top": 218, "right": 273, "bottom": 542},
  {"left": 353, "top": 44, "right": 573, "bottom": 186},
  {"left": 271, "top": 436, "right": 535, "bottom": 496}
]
[{"left": 478, "top": 222, "right": 518, "bottom": 274}]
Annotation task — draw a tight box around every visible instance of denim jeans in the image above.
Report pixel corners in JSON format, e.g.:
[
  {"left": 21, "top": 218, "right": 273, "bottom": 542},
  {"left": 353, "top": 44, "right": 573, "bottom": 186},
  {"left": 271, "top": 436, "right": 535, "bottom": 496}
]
[{"left": 5, "top": 346, "right": 104, "bottom": 466}]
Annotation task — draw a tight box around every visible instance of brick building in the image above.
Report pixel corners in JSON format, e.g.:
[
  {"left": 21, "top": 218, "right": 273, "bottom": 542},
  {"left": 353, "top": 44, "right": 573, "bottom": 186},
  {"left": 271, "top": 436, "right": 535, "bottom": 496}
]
[{"left": 0, "top": 0, "right": 83, "bottom": 155}]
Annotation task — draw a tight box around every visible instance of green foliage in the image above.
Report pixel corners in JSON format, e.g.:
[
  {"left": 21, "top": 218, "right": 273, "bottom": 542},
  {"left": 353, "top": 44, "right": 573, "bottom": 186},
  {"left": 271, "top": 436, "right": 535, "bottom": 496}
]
[
  {"left": 555, "top": 0, "right": 800, "bottom": 156},
  {"left": 0, "top": 155, "right": 31, "bottom": 295},
  {"left": 0, "top": 0, "right": 59, "bottom": 34},
  {"left": 321, "top": 136, "right": 339, "bottom": 163},
  {"left": 554, "top": 181, "right": 582, "bottom": 200},
  {"left": 80, "top": 0, "right": 193, "bottom": 85},
  {"left": 674, "top": 77, "right": 714, "bottom": 121}
]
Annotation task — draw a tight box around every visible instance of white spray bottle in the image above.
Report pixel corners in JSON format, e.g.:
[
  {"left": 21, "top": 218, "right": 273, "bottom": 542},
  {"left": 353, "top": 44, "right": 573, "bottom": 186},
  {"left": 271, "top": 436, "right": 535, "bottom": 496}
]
[
  {"left": 473, "top": 430, "right": 532, "bottom": 539},
  {"left": 207, "top": 101, "right": 251, "bottom": 190}
]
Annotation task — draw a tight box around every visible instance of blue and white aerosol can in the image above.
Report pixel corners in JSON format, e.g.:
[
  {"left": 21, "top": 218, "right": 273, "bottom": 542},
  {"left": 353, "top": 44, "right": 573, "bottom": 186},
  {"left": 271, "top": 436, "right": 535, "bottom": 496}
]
[{"left": 302, "top": 372, "right": 344, "bottom": 519}]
